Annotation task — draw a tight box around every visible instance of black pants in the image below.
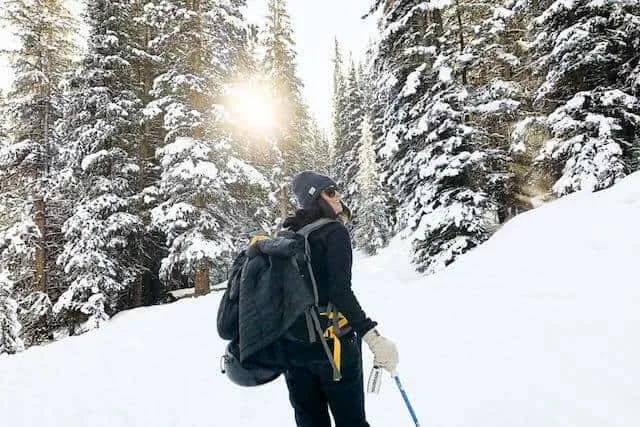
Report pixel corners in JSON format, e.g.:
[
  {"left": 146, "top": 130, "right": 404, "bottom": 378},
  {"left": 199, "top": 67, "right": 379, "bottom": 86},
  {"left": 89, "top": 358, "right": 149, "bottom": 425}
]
[{"left": 284, "top": 334, "right": 370, "bottom": 427}]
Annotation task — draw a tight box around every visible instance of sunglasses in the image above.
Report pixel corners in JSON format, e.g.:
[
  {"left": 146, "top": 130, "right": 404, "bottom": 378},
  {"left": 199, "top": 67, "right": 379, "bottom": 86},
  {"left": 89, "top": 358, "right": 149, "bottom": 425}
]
[{"left": 323, "top": 187, "right": 340, "bottom": 198}]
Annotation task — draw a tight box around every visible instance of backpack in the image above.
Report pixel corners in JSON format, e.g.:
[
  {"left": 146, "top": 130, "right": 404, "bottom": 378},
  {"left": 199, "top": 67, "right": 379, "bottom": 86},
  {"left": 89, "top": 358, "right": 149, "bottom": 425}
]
[{"left": 217, "top": 218, "right": 349, "bottom": 385}]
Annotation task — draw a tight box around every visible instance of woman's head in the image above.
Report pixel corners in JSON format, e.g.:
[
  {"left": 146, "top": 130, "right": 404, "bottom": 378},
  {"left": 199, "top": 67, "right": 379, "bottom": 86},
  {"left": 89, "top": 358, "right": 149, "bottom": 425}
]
[
  {"left": 291, "top": 171, "right": 350, "bottom": 222},
  {"left": 292, "top": 171, "right": 337, "bottom": 209}
]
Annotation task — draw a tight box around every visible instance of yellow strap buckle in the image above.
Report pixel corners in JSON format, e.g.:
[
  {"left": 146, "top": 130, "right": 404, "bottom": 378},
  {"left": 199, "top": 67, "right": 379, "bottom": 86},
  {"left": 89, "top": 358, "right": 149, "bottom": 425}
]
[{"left": 321, "top": 312, "right": 349, "bottom": 375}]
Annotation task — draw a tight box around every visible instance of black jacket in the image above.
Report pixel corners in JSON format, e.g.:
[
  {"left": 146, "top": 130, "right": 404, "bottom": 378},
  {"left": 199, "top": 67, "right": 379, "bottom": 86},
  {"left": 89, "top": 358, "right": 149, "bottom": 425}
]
[{"left": 289, "top": 220, "right": 376, "bottom": 337}]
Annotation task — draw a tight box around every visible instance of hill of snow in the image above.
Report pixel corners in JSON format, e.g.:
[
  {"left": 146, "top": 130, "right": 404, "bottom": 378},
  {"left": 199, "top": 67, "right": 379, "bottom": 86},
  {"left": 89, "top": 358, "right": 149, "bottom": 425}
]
[{"left": 1, "top": 172, "right": 639, "bottom": 426}]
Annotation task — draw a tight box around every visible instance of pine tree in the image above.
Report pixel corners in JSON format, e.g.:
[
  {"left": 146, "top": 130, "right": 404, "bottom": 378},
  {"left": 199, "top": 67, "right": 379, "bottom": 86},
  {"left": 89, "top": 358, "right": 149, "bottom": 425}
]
[
  {"left": 306, "top": 120, "right": 331, "bottom": 175},
  {"left": 371, "top": 0, "right": 505, "bottom": 273},
  {"left": 0, "top": 220, "right": 39, "bottom": 354},
  {"left": 527, "top": 0, "right": 640, "bottom": 195},
  {"left": 0, "top": 98, "right": 26, "bottom": 350},
  {"left": 262, "top": 0, "right": 308, "bottom": 175},
  {"left": 363, "top": 40, "right": 398, "bottom": 229},
  {"left": 144, "top": 0, "right": 269, "bottom": 293},
  {"left": 225, "top": 38, "right": 280, "bottom": 177},
  {"left": 331, "top": 38, "right": 348, "bottom": 170},
  {"left": 338, "top": 60, "right": 366, "bottom": 210},
  {"left": 260, "top": 0, "right": 316, "bottom": 221},
  {"left": 0, "top": 273, "right": 24, "bottom": 354},
  {"left": 53, "top": 0, "right": 148, "bottom": 333},
  {"left": 1, "top": 0, "right": 76, "bottom": 182},
  {"left": 1, "top": 0, "right": 77, "bottom": 344},
  {"left": 218, "top": 20, "right": 279, "bottom": 235},
  {"left": 1, "top": 0, "right": 77, "bottom": 296},
  {"left": 0, "top": 90, "right": 8, "bottom": 141},
  {"left": 456, "top": 0, "right": 521, "bottom": 218},
  {"left": 625, "top": 18, "right": 640, "bottom": 174},
  {"left": 354, "top": 115, "right": 389, "bottom": 255}
]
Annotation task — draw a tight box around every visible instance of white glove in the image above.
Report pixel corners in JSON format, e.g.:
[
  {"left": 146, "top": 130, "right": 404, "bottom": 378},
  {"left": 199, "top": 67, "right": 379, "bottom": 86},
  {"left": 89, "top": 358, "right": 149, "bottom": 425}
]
[{"left": 362, "top": 328, "right": 399, "bottom": 374}]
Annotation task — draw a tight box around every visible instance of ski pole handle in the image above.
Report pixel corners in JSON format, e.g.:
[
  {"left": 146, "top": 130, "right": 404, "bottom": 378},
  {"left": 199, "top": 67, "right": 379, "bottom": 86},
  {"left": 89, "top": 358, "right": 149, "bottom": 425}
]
[{"left": 393, "top": 374, "right": 420, "bottom": 426}]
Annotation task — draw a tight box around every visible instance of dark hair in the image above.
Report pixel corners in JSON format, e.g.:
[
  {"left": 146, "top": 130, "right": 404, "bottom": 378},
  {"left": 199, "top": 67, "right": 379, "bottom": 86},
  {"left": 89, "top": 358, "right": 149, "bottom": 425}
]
[{"left": 283, "top": 198, "right": 336, "bottom": 231}]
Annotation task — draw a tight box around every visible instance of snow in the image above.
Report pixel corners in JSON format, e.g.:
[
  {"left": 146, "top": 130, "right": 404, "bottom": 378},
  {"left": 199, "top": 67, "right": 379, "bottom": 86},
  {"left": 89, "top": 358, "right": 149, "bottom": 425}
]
[
  {"left": 493, "top": 6, "right": 514, "bottom": 19},
  {"left": 226, "top": 156, "right": 270, "bottom": 188},
  {"left": 381, "top": 2, "right": 451, "bottom": 40},
  {"left": 471, "top": 99, "right": 520, "bottom": 114},
  {"left": 157, "top": 137, "right": 210, "bottom": 168},
  {"left": 168, "top": 287, "right": 195, "bottom": 299},
  {"left": 457, "top": 53, "right": 474, "bottom": 64},
  {"left": 601, "top": 89, "right": 637, "bottom": 108},
  {"left": 533, "top": 0, "right": 577, "bottom": 26},
  {"left": 438, "top": 66, "right": 453, "bottom": 83},
  {"left": 400, "top": 65, "right": 425, "bottom": 98},
  {"left": 2, "top": 172, "right": 640, "bottom": 426},
  {"left": 80, "top": 149, "right": 109, "bottom": 171}
]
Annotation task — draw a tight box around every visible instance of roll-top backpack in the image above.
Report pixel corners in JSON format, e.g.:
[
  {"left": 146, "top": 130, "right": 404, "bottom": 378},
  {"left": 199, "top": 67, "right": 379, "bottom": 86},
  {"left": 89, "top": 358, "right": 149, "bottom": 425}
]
[{"left": 218, "top": 218, "right": 350, "bottom": 386}]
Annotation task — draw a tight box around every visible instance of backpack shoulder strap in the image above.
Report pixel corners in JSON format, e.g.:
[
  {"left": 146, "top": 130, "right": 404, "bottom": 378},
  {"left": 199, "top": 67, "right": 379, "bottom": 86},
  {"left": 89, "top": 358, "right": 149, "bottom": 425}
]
[
  {"left": 297, "top": 218, "right": 340, "bottom": 296},
  {"left": 297, "top": 218, "right": 344, "bottom": 382},
  {"left": 296, "top": 218, "right": 339, "bottom": 300},
  {"left": 296, "top": 218, "right": 339, "bottom": 239}
]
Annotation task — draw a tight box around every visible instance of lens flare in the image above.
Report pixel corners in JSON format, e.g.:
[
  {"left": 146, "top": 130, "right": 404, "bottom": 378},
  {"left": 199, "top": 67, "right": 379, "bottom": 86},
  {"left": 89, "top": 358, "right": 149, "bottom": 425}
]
[{"left": 225, "top": 79, "right": 279, "bottom": 138}]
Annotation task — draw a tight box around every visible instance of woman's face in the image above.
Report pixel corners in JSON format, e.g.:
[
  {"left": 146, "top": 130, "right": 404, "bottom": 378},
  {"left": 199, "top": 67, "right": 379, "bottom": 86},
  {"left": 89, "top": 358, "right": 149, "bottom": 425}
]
[{"left": 320, "top": 187, "right": 343, "bottom": 216}]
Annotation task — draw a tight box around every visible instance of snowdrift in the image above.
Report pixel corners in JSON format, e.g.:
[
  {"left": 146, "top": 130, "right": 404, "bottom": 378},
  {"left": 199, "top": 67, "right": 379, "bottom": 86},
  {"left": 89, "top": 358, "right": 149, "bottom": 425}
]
[{"left": 1, "top": 172, "right": 639, "bottom": 427}]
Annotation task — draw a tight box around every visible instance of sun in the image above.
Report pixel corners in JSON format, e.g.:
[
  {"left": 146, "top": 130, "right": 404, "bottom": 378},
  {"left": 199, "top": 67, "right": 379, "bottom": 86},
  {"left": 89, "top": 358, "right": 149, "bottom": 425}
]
[{"left": 225, "top": 79, "right": 280, "bottom": 138}]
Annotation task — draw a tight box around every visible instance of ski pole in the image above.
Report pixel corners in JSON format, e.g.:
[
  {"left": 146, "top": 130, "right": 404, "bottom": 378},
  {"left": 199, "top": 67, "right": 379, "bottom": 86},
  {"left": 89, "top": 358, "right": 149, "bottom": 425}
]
[{"left": 393, "top": 374, "right": 420, "bottom": 426}]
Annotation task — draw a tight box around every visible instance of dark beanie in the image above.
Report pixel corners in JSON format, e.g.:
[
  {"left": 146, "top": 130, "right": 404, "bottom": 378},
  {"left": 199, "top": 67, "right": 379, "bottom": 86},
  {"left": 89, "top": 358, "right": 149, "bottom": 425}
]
[{"left": 292, "top": 171, "right": 337, "bottom": 209}]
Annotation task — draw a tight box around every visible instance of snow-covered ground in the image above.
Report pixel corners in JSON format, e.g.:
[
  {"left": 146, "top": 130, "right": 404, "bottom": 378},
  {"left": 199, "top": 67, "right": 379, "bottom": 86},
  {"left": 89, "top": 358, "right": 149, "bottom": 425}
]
[{"left": 2, "top": 172, "right": 640, "bottom": 426}]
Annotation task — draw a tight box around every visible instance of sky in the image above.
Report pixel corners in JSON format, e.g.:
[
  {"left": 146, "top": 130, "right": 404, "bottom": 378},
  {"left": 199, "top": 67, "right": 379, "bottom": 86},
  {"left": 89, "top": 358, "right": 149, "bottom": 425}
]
[{"left": 0, "top": 0, "right": 377, "bottom": 131}]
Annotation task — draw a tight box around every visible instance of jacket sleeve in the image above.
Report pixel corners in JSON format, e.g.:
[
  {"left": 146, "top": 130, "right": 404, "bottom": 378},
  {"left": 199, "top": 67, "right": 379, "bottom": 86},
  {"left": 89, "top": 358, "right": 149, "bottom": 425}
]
[{"left": 326, "top": 224, "right": 377, "bottom": 335}]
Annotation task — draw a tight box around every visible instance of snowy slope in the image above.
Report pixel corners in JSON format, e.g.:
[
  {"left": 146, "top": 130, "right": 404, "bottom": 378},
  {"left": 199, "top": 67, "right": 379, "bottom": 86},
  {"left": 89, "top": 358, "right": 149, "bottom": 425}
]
[{"left": 2, "top": 172, "right": 640, "bottom": 427}]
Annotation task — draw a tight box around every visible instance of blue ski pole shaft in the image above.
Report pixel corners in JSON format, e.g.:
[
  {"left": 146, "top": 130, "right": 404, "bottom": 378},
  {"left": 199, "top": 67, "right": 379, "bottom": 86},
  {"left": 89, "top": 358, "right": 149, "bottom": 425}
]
[{"left": 393, "top": 374, "right": 420, "bottom": 426}]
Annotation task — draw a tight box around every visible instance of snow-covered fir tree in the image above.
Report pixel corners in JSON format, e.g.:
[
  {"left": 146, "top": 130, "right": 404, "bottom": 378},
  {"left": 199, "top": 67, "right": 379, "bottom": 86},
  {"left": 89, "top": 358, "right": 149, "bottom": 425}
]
[
  {"left": 354, "top": 115, "right": 390, "bottom": 255},
  {"left": 225, "top": 53, "right": 280, "bottom": 175},
  {"left": 0, "top": 90, "right": 8, "bottom": 141},
  {"left": 362, "top": 40, "right": 399, "bottom": 229},
  {"left": 331, "top": 39, "right": 348, "bottom": 169},
  {"left": 441, "top": 0, "right": 520, "bottom": 219},
  {"left": 337, "top": 60, "right": 366, "bottom": 216},
  {"left": 0, "top": 271, "right": 23, "bottom": 355},
  {"left": 53, "top": 0, "right": 150, "bottom": 333},
  {"left": 371, "top": 0, "right": 507, "bottom": 273},
  {"left": 144, "top": 0, "right": 269, "bottom": 292},
  {"left": 1, "top": 0, "right": 77, "bottom": 341},
  {"left": 0, "top": 219, "right": 40, "bottom": 354},
  {"left": 525, "top": 0, "right": 640, "bottom": 195},
  {"left": 260, "top": 0, "right": 322, "bottom": 220},
  {"left": 1, "top": 0, "right": 76, "bottom": 183},
  {"left": 262, "top": 0, "right": 303, "bottom": 172},
  {"left": 220, "top": 22, "right": 283, "bottom": 234},
  {"left": 305, "top": 120, "right": 331, "bottom": 176}
]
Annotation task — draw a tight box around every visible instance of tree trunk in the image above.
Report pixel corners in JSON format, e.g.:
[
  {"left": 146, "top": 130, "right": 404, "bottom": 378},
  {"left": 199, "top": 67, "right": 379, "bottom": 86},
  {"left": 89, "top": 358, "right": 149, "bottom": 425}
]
[
  {"left": 279, "top": 185, "right": 289, "bottom": 223},
  {"left": 194, "top": 268, "right": 209, "bottom": 296},
  {"left": 193, "top": 192, "right": 209, "bottom": 296},
  {"left": 34, "top": 197, "right": 46, "bottom": 292},
  {"left": 454, "top": 0, "right": 467, "bottom": 85},
  {"left": 190, "top": 0, "right": 209, "bottom": 296},
  {"left": 132, "top": 278, "right": 144, "bottom": 307}
]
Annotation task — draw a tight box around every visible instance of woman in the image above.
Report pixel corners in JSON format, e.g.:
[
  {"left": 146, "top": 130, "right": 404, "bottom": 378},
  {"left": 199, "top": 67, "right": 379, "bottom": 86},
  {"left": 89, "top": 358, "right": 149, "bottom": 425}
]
[{"left": 282, "top": 170, "right": 399, "bottom": 427}]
